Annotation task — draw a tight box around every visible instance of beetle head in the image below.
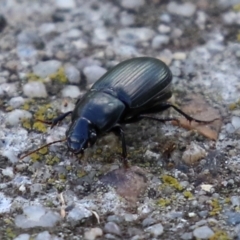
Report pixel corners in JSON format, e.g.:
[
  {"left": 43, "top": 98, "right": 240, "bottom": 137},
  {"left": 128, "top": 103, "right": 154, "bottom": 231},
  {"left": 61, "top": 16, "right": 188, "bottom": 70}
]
[{"left": 67, "top": 118, "right": 97, "bottom": 154}]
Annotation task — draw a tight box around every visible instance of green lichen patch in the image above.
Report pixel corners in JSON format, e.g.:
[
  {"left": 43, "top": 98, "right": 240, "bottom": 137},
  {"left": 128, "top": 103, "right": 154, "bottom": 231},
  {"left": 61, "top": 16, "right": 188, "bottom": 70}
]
[
  {"left": 183, "top": 191, "right": 193, "bottom": 199},
  {"left": 156, "top": 198, "right": 171, "bottom": 207},
  {"left": 26, "top": 73, "right": 43, "bottom": 82}
]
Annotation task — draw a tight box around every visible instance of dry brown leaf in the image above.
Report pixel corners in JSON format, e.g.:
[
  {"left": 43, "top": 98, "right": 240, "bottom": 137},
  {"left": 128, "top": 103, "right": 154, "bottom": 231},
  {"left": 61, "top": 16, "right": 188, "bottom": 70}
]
[{"left": 171, "top": 95, "right": 222, "bottom": 141}]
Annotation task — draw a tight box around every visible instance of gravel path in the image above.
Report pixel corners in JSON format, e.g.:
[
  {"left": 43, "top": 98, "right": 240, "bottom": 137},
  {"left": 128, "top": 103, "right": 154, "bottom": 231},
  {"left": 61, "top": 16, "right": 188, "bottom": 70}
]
[{"left": 1, "top": 0, "right": 240, "bottom": 239}]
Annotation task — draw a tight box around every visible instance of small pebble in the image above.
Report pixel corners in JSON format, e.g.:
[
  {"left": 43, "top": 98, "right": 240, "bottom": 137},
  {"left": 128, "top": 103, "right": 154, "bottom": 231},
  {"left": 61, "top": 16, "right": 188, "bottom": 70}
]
[
  {"left": 182, "top": 142, "right": 206, "bottom": 165},
  {"left": 120, "top": 12, "right": 135, "bottom": 26},
  {"left": 0, "top": 83, "right": 17, "bottom": 97},
  {"left": 146, "top": 223, "right": 164, "bottom": 237},
  {"left": 151, "top": 35, "right": 170, "bottom": 49},
  {"left": 2, "top": 167, "right": 14, "bottom": 178},
  {"left": 180, "top": 232, "right": 193, "bottom": 240},
  {"left": 55, "top": 0, "right": 76, "bottom": 9},
  {"left": 232, "top": 116, "right": 240, "bottom": 130},
  {"left": 173, "top": 52, "right": 187, "bottom": 60},
  {"left": 142, "top": 217, "right": 156, "bottom": 228},
  {"left": 33, "top": 60, "right": 61, "bottom": 78},
  {"left": 9, "top": 96, "right": 25, "bottom": 108},
  {"left": 66, "top": 29, "right": 82, "bottom": 39},
  {"left": 167, "top": 2, "right": 197, "bottom": 17},
  {"left": 83, "top": 65, "right": 107, "bottom": 84},
  {"left": 64, "top": 65, "right": 81, "bottom": 84},
  {"left": 193, "top": 226, "right": 214, "bottom": 239},
  {"left": 121, "top": 0, "right": 145, "bottom": 9},
  {"left": 15, "top": 205, "right": 61, "bottom": 228},
  {"left": 67, "top": 206, "right": 92, "bottom": 226},
  {"left": 117, "top": 27, "right": 155, "bottom": 45},
  {"left": 84, "top": 227, "right": 103, "bottom": 240},
  {"left": 23, "top": 81, "right": 48, "bottom": 98},
  {"left": 35, "top": 231, "right": 60, "bottom": 240},
  {"left": 61, "top": 85, "right": 81, "bottom": 98},
  {"left": 158, "top": 24, "right": 171, "bottom": 33},
  {"left": 6, "top": 109, "right": 32, "bottom": 126},
  {"left": 14, "top": 234, "right": 30, "bottom": 240},
  {"left": 104, "top": 222, "right": 121, "bottom": 236}
]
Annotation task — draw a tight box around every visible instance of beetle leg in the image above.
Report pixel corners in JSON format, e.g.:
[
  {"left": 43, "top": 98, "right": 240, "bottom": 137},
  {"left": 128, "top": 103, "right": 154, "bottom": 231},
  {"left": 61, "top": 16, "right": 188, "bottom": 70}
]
[
  {"left": 157, "top": 103, "right": 218, "bottom": 123},
  {"left": 36, "top": 111, "right": 72, "bottom": 129},
  {"left": 111, "top": 125, "right": 129, "bottom": 168},
  {"left": 138, "top": 102, "right": 218, "bottom": 124}
]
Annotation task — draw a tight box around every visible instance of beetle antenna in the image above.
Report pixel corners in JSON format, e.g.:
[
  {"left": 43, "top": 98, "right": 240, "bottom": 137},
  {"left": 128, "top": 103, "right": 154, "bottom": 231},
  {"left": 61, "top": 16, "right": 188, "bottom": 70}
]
[{"left": 19, "top": 138, "right": 67, "bottom": 160}]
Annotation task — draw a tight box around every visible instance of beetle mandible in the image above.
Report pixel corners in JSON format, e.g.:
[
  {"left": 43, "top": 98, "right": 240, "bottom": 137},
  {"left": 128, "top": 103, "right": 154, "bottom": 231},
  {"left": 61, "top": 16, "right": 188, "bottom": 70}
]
[{"left": 20, "top": 57, "right": 216, "bottom": 166}]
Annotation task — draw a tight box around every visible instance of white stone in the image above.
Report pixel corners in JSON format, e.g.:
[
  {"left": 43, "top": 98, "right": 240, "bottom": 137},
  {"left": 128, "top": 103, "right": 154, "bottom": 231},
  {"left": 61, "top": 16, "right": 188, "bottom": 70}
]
[
  {"left": 33, "top": 60, "right": 61, "bottom": 78},
  {"left": 61, "top": 85, "right": 81, "bottom": 98},
  {"left": 0, "top": 83, "right": 17, "bottom": 97},
  {"left": 64, "top": 65, "right": 81, "bottom": 84},
  {"left": 121, "top": 0, "right": 145, "bottom": 9},
  {"left": 55, "top": 0, "right": 76, "bottom": 9},
  {"left": 2, "top": 167, "right": 14, "bottom": 178},
  {"left": 167, "top": 2, "right": 196, "bottom": 17},
  {"left": 118, "top": 27, "right": 155, "bottom": 44},
  {"left": 152, "top": 35, "right": 170, "bottom": 49},
  {"left": 6, "top": 109, "right": 32, "bottom": 126},
  {"left": 9, "top": 96, "right": 25, "bottom": 108},
  {"left": 23, "top": 81, "right": 48, "bottom": 98},
  {"left": 173, "top": 52, "right": 187, "bottom": 60},
  {"left": 14, "top": 234, "right": 30, "bottom": 240},
  {"left": 146, "top": 223, "right": 164, "bottom": 237},
  {"left": 158, "top": 24, "right": 171, "bottom": 33},
  {"left": 83, "top": 65, "right": 107, "bottom": 84}
]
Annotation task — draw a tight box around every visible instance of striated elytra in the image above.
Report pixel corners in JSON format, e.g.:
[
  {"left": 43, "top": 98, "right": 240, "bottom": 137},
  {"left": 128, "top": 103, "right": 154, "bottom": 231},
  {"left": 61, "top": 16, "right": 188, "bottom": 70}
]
[{"left": 20, "top": 57, "right": 216, "bottom": 166}]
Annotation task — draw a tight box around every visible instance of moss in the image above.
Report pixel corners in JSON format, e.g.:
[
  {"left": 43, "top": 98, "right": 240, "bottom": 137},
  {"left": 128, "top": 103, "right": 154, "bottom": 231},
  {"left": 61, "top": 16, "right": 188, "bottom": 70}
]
[
  {"left": 156, "top": 198, "right": 171, "bottom": 207},
  {"left": 183, "top": 191, "right": 193, "bottom": 199},
  {"left": 162, "top": 175, "right": 183, "bottom": 191},
  {"left": 209, "top": 198, "right": 222, "bottom": 216},
  {"left": 50, "top": 67, "right": 68, "bottom": 83},
  {"left": 209, "top": 231, "right": 230, "bottom": 240}
]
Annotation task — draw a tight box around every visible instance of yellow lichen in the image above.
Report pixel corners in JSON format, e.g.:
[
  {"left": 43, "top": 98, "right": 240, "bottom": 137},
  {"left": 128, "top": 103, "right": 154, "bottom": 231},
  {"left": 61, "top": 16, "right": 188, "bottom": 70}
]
[
  {"left": 209, "top": 198, "right": 222, "bottom": 216},
  {"left": 77, "top": 170, "right": 87, "bottom": 178},
  {"left": 45, "top": 155, "right": 60, "bottom": 165},
  {"left": 32, "top": 121, "right": 47, "bottom": 132},
  {"left": 26, "top": 73, "right": 42, "bottom": 81},
  {"left": 162, "top": 175, "right": 183, "bottom": 191},
  {"left": 58, "top": 173, "right": 66, "bottom": 180},
  {"left": 50, "top": 67, "right": 68, "bottom": 83},
  {"left": 183, "top": 191, "right": 193, "bottom": 199},
  {"left": 209, "top": 231, "right": 230, "bottom": 240},
  {"left": 21, "top": 118, "right": 32, "bottom": 130},
  {"left": 30, "top": 153, "right": 41, "bottom": 162},
  {"left": 157, "top": 198, "right": 171, "bottom": 207},
  {"left": 39, "top": 147, "right": 48, "bottom": 155},
  {"left": 233, "top": 4, "right": 240, "bottom": 11},
  {"left": 6, "top": 227, "right": 16, "bottom": 239}
]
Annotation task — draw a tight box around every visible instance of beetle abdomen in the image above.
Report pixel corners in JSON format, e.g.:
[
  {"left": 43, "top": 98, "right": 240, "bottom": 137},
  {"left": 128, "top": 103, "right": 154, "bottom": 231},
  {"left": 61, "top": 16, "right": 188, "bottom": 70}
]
[{"left": 92, "top": 57, "right": 172, "bottom": 108}]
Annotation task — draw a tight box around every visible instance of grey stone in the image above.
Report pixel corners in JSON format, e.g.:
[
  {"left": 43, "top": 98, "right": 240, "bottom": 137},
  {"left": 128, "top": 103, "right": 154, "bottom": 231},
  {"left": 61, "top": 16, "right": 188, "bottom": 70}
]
[
  {"left": 64, "top": 65, "right": 81, "bottom": 84},
  {"left": 55, "top": 0, "right": 76, "bottom": 9},
  {"left": 23, "top": 82, "right": 48, "bottom": 98},
  {"left": 121, "top": 0, "right": 145, "bottom": 9},
  {"left": 104, "top": 222, "right": 121, "bottom": 236},
  {"left": 146, "top": 223, "right": 164, "bottom": 237},
  {"left": 193, "top": 226, "right": 214, "bottom": 239},
  {"left": 14, "top": 234, "right": 30, "bottom": 240},
  {"left": 33, "top": 60, "right": 61, "bottom": 78}
]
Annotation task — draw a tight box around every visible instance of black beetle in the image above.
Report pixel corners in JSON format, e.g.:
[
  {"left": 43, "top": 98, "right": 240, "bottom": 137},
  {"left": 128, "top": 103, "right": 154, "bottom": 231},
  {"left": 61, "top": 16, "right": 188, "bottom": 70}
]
[{"left": 20, "top": 57, "right": 216, "bottom": 165}]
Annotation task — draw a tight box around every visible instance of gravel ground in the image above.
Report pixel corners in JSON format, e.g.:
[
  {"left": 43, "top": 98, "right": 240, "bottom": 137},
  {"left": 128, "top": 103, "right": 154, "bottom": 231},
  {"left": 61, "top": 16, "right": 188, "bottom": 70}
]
[{"left": 1, "top": 0, "right": 240, "bottom": 239}]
